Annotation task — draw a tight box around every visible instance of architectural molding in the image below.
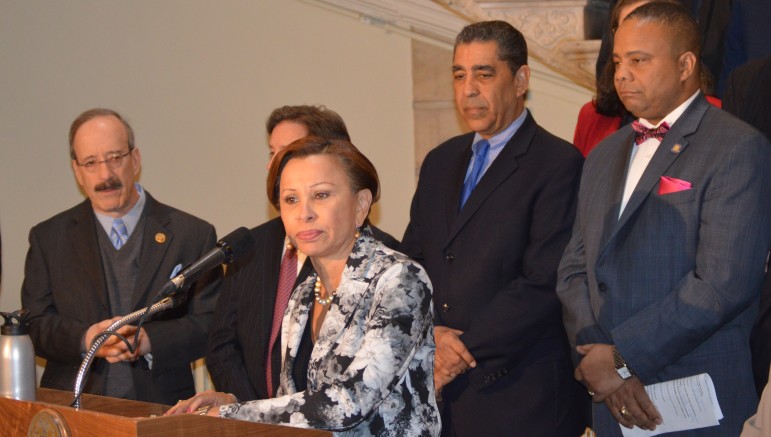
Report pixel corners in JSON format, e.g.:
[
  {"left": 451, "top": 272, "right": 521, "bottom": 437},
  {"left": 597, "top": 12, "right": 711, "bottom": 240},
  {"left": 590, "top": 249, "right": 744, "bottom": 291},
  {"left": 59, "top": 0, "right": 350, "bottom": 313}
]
[{"left": 305, "top": 0, "right": 599, "bottom": 89}]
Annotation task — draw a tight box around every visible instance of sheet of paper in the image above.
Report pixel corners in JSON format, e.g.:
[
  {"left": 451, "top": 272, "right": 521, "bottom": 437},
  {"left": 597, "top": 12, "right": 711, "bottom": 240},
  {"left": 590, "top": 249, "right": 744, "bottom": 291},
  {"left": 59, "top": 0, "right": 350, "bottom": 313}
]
[{"left": 621, "top": 373, "right": 723, "bottom": 437}]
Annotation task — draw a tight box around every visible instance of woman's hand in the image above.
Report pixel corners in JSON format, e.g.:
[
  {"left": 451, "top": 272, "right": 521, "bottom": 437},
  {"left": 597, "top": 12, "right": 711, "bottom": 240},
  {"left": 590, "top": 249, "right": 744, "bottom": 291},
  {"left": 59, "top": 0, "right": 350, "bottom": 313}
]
[{"left": 164, "top": 390, "right": 236, "bottom": 416}]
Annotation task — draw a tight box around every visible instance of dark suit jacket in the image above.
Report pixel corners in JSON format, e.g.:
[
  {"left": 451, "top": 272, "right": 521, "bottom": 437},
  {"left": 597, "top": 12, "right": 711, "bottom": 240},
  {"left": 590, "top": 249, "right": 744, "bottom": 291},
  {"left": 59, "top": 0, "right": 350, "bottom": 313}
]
[
  {"left": 723, "top": 56, "right": 771, "bottom": 142},
  {"left": 206, "top": 217, "right": 399, "bottom": 401},
  {"left": 724, "top": 55, "right": 771, "bottom": 396},
  {"left": 21, "top": 193, "right": 221, "bottom": 405},
  {"left": 719, "top": 0, "right": 771, "bottom": 94},
  {"left": 401, "top": 112, "right": 587, "bottom": 436},
  {"left": 557, "top": 94, "right": 771, "bottom": 435}
]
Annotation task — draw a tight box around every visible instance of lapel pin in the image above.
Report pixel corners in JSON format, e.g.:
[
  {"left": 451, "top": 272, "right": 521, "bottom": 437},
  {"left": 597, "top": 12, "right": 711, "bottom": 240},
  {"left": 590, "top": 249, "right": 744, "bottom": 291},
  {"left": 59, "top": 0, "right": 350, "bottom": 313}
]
[
  {"left": 155, "top": 233, "right": 166, "bottom": 244},
  {"left": 670, "top": 143, "right": 683, "bottom": 154}
]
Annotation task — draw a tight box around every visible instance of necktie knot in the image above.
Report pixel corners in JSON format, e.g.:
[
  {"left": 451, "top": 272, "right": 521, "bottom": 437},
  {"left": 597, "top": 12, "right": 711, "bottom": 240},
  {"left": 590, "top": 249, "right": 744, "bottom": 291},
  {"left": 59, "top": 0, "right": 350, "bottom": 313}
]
[
  {"left": 632, "top": 121, "right": 670, "bottom": 145},
  {"left": 110, "top": 219, "right": 129, "bottom": 250}
]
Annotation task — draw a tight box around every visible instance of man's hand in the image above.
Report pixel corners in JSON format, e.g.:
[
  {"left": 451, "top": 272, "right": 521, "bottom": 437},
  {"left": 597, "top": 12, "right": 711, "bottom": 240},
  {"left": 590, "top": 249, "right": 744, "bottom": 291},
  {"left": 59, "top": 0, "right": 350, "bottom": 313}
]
[
  {"left": 604, "top": 377, "right": 662, "bottom": 431},
  {"left": 434, "top": 326, "right": 476, "bottom": 393},
  {"left": 83, "top": 318, "right": 152, "bottom": 363},
  {"left": 575, "top": 343, "right": 622, "bottom": 401}
]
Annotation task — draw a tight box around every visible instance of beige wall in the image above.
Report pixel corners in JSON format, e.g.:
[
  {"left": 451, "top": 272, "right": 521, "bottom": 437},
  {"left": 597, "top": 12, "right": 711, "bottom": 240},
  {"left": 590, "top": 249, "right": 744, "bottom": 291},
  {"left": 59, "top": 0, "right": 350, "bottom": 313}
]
[
  {"left": 0, "top": 0, "right": 416, "bottom": 313},
  {"left": 0, "top": 0, "right": 592, "bottom": 390}
]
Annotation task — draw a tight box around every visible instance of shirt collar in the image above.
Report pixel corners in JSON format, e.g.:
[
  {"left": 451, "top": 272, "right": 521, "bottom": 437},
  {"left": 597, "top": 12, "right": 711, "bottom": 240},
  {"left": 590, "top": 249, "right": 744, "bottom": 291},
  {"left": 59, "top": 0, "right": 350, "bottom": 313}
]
[
  {"left": 638, "top": 90, "right": 700, "bottom": 129},
  {"left": 94, "top": 183, "right": 146, "bottom": 237},
  {"left": 472, "top": 108, "right": 528, "bottom": 152}
]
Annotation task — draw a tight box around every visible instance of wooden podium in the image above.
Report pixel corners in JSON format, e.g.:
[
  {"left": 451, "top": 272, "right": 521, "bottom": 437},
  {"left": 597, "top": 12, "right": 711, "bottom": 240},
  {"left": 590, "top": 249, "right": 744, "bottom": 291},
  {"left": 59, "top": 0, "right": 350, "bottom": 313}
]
[{"left": 0, "top": 388, "right": 331, "bottom": 436}]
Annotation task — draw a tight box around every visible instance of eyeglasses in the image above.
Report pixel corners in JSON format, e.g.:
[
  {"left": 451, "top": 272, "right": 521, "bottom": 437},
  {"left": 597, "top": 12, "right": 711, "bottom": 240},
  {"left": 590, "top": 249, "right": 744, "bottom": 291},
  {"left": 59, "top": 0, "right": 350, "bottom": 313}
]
[{"left": 75, "top": 150, "right": 132, "bottom": 173}]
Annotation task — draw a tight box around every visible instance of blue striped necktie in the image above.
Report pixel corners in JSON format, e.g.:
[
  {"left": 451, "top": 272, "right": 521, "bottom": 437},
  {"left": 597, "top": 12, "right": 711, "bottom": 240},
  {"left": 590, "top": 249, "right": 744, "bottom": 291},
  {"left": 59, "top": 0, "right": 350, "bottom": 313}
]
[
  {"left": 459, "top": 139, "right": 491, "bottom": 210},
  {"left": 110, "top": 218, "right": 129, "bottom": 249}
]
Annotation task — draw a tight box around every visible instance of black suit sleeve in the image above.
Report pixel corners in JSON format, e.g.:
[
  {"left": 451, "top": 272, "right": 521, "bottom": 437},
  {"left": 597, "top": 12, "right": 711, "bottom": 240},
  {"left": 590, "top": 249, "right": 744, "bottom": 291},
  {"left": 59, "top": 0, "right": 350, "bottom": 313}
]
[
  {"left": 206, "top": 257, "right": 260, "bottom": 401},
  {"left": 22, "top": 227, "right": 91, "bottom": 365}
]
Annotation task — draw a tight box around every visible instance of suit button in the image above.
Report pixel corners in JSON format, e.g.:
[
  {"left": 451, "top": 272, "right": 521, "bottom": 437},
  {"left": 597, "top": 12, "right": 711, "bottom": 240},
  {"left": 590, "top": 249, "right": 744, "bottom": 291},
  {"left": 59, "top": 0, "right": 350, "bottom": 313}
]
[
  {"left": 445, "top": 254, "right": 454, "bottom": 262},
  {"left": 598, "top": 283, "right": 608, "bottom": 292},
  {"left": 441, "top": 303, "right": 450, "bottom": 312}
]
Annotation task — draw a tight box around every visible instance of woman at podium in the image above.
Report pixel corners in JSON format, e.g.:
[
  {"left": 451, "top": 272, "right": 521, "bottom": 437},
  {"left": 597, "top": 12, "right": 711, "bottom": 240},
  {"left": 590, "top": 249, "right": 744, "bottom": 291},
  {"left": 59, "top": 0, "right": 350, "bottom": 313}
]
[{"left": 167, "top": 138, "right": 440, "bottom": 436}]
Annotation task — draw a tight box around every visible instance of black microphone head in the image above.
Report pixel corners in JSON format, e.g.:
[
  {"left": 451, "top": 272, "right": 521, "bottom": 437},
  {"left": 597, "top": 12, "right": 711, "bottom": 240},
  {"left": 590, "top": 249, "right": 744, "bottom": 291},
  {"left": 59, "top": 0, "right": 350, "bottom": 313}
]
[{"left": 217, "top": 227, "right": 256, "bottom": 264}]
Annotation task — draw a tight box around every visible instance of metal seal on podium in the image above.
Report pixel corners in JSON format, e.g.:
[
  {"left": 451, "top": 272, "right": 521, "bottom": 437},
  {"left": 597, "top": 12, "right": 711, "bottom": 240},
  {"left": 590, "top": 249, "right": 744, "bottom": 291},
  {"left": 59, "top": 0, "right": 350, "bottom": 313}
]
[{"left": 28, "top": 409, "right": 71, "bottom": 437}]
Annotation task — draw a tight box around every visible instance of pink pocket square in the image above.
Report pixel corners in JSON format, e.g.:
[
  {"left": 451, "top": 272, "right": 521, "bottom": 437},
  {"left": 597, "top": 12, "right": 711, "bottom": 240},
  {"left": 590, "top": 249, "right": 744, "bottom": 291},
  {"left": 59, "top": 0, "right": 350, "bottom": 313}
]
[{"left": 659, "top": 176, "right": 692, "bottom": 195}]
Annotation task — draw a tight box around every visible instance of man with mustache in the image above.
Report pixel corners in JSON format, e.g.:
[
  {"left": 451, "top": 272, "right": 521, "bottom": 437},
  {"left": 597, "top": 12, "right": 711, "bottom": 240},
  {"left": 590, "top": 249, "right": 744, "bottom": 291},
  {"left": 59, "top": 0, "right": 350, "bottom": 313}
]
[
  {"left": 21, "top": 108, "right": 221, "bottom": 405},
  {"left": 401, "top": 21, "right": 588, "bottom": 436}
]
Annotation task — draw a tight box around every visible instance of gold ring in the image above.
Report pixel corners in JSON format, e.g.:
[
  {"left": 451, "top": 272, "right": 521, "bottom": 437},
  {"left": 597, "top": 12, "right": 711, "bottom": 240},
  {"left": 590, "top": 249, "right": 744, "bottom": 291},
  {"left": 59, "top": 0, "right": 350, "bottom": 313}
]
[{"left": 620, "top": 406, "right": 630, "bottom": 417}]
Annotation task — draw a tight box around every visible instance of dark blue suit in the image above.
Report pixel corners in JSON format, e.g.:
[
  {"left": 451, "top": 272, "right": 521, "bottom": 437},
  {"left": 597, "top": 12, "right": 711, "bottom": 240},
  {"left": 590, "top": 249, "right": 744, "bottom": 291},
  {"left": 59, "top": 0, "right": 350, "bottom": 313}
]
[{"left": 402, "top": 112, "right": 588, "bottom": 436}]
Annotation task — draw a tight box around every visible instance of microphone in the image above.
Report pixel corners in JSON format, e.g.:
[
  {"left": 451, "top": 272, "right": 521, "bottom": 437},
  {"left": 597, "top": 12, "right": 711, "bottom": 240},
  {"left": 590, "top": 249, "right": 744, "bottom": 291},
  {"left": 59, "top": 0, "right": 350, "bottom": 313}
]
[{"left": 159, "top": 227, "right": 255, "bottom": 297}]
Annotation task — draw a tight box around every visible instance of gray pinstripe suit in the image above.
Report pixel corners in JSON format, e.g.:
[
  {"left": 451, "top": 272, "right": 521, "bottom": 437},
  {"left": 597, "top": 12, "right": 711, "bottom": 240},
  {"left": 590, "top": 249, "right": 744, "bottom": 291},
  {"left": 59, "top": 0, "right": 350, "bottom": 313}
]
[{"left": 558, "top": 93, "right": 771, "bottom": 436}]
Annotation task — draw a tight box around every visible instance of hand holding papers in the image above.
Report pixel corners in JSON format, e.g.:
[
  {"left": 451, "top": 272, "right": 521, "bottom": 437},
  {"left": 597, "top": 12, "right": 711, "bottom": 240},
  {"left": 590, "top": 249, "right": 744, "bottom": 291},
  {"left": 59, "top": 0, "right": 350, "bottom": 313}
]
[{"left": 621, "top": 374, "right": 723, "bottom": 437}]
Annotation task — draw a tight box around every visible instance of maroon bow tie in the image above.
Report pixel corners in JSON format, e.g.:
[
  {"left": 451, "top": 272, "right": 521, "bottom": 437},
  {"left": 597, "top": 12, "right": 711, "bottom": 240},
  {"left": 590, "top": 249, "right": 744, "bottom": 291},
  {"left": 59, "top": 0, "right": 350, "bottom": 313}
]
[{"left": 632, "top": 121, "right": 670, "bottom": 145}]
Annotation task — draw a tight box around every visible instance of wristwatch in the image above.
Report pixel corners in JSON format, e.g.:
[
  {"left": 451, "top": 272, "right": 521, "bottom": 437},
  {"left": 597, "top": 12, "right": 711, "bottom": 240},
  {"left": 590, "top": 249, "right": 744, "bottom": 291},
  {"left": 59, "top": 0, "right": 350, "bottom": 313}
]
[{"left": 613, "top": 346, "right": 634, "bottom": 380}]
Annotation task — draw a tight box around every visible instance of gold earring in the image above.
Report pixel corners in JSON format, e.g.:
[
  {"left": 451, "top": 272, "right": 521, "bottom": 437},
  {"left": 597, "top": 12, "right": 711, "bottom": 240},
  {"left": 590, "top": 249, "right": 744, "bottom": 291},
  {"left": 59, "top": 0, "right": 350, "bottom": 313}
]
[{"left": 354, "top": 227, "right": 361, "bottom": 239}]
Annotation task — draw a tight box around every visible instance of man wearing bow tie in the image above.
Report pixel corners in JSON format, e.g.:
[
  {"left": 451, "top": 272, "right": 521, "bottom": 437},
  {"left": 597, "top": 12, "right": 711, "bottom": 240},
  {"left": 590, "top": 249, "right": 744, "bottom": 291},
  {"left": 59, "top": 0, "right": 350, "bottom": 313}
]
[
  {"left": 557, "top": 3, "right": 771, "bottom": 436},
  {"left": 21, "top": 108, "right": 221, "bottom": 405}
]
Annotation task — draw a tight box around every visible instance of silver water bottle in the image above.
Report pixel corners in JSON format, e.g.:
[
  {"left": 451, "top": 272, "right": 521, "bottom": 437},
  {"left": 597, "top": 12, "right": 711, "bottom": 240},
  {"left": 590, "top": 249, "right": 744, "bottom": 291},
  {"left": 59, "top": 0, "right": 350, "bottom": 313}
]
[{"left": 0, "top": 309, "right": 36, "bottom": 401}]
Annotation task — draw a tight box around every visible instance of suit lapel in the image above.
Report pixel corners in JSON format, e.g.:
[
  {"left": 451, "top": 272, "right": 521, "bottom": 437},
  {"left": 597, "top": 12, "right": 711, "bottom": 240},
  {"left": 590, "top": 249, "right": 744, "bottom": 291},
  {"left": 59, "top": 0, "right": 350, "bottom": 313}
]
[
  {"left": 600, "top": 132, "right": 635, "bottom": 249},
  {"left": 446, "top": 113, "right": 535, "bottom": 245},
  {"left": 130, "top": 194, "right": 171, "bottom": 310},
  {"left": 69, "top": 200, "right": 110, "bottom": 311},
  {"left": 444, "top": 134, "right": 474, "bottom": 233},
  {"left": 605, "top": 95, "right": 708, "bottom": 247}
]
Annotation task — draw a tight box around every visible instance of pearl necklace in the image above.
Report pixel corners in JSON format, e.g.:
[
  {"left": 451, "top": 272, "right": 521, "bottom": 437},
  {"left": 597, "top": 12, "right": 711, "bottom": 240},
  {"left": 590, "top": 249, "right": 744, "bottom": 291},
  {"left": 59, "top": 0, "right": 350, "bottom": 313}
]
[{"left": 314, "top": 275, "right": 337, "bottom": 306}]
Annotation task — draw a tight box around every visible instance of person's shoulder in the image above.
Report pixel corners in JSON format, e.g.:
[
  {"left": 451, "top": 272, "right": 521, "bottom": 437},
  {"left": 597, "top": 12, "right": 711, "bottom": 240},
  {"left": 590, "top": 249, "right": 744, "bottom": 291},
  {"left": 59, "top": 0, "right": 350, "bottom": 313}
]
[
  {"left": 702, "top": 105, "right": 769, "bottom": 146},
  {"left": 528, "top": 120, "right": 584, "bottom": 166},
  {"left": 372, "top": 239, "right": 424, "bottom": 271},
  {"left": 732, "top": 56, "right": 771, "bottom": 80},
  {"left": 249, "top": 216, "right": 283, "bottom": 233},
  {"left": 703, "top": 102, "right": 759, "bottom": 133},
  {"left": 147, "top": 193, "right": 213, "bottom": 230},
  {"left": 585, "top": 123, "right": 632, "bottom": 163},
  {"left": 372, "top": 245, "right": 432, "bottom": 294},
  {"left": 31, "top": 199, "right": 90, "bottom": 234},
  {"left": 425, "top": 131, "right": 475, "bottom": 160},
  {"left": 533, "top": 124, "right": 580, "bottom": 154},
  {"left": 247, "top": 217, "right": 285, "bottom": 243}
]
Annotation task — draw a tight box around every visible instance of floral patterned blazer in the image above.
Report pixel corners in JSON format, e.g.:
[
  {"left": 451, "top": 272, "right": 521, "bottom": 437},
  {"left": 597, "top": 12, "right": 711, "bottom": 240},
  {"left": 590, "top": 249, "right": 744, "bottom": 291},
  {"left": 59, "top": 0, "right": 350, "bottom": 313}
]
[{"left": 219, "top": 231, "right": 440, "bottom": 436}]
